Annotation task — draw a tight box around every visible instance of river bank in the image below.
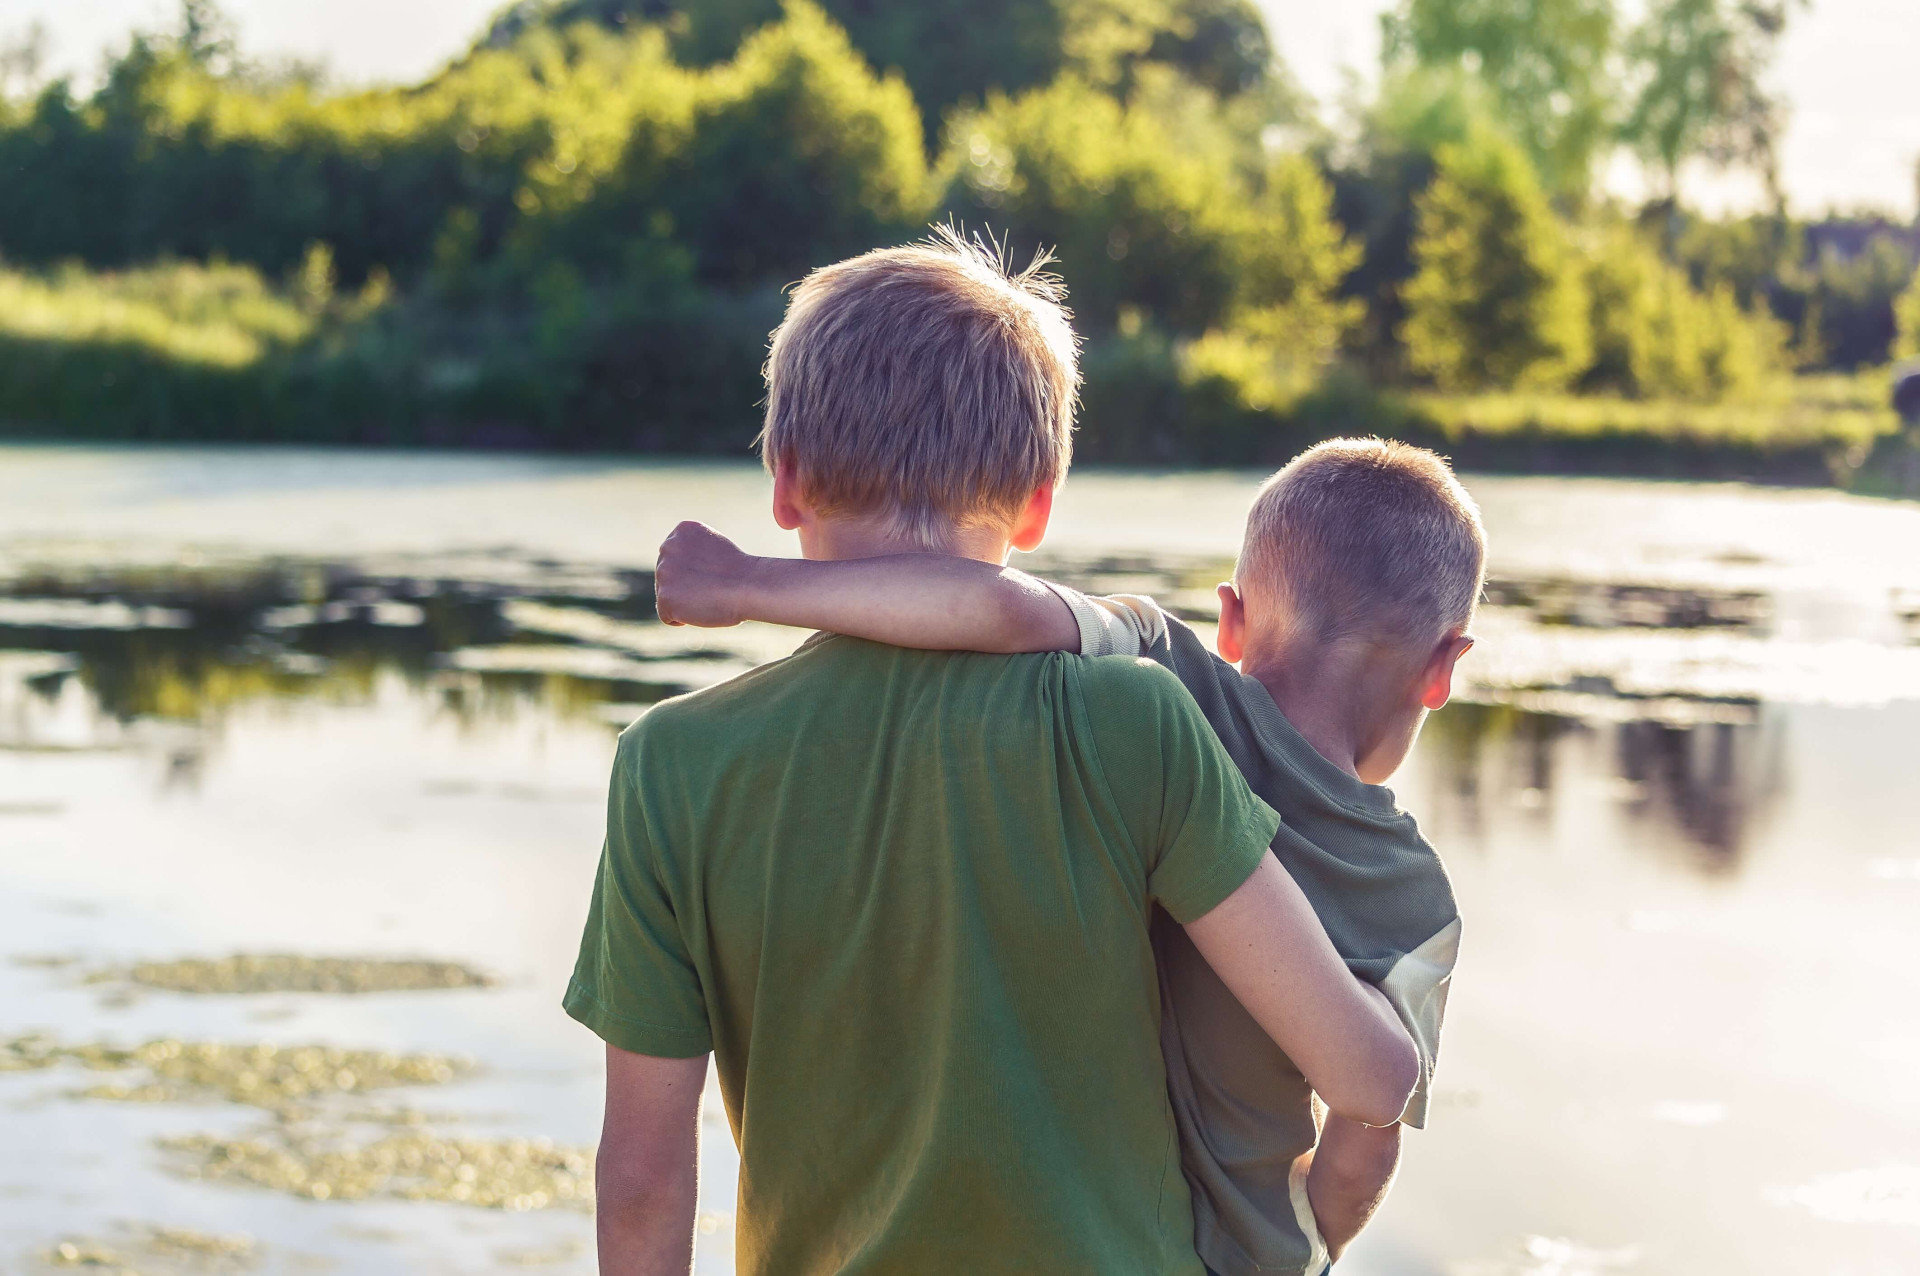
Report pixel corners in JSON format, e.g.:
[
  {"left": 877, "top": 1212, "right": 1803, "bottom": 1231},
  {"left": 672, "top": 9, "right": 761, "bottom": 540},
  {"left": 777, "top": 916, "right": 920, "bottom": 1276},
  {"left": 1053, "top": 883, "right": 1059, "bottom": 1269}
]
[{"left": 1, "top": 262, "right": 1908, "bottom": 492}]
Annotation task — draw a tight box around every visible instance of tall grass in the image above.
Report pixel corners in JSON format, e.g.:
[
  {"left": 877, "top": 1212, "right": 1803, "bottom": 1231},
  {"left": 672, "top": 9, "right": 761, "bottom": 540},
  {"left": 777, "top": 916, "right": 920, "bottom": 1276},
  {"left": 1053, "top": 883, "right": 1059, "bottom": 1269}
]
[
  {"left": 0, "top": 259, "right": 312, "bottom": 368},
  {"left": 1410, "top": 371, "right": 1897, "bottom": 449},
  {"left": 0, "top": 254, "right": 1903, "bottom": 489}
]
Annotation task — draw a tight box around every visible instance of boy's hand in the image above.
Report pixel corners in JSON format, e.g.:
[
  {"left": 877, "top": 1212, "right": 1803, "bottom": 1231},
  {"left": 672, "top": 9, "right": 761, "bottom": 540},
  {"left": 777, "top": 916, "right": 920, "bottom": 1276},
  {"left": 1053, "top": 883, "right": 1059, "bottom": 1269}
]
[{"left": 654, "top": 521, "right": 757, "bottom": 628}]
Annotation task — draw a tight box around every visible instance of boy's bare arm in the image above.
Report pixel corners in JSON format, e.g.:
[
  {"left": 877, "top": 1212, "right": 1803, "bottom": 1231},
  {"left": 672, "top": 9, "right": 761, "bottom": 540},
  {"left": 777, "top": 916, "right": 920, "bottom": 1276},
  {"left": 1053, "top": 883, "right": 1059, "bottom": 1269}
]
[
  {"left": 1302, "top": 1114, "right": 1402, "bottom": 1260},
  {"left": 596, "top": 1045, "right": 706, "bottom": 1275},
  {"left": 1183, "top": 855, "right": 1421, "bottom": 1129},
  {"left": 653, "top": 521, "right": 1079, "bottom": 653}
]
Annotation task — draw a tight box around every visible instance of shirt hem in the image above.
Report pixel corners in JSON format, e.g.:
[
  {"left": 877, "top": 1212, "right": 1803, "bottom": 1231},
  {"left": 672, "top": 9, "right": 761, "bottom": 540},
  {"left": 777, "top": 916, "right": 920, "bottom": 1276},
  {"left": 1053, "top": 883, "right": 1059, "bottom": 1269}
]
[
  {"left": 1155, "top": 805, "right": 1281, "bottom": 924},
  {"left": 562, "top": 978, "right": 712, "bottom": 1058}
]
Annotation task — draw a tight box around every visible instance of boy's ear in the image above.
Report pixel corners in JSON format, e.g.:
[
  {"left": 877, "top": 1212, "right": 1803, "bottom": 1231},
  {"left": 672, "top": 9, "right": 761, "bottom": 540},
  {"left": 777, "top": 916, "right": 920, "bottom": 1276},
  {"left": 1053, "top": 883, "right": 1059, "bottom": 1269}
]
[
  {"left": 771, "top": 457, "right": 807, "bottom": 532},
  {"left": 1419, "top": 632, "right": 1475, "bottom": 711},
  {"left": 1215, "top": 583, "right": 1247, "bottom": 664},
  {"left": 1008, "top": 485, "right": 1055, "bottom": 553}
]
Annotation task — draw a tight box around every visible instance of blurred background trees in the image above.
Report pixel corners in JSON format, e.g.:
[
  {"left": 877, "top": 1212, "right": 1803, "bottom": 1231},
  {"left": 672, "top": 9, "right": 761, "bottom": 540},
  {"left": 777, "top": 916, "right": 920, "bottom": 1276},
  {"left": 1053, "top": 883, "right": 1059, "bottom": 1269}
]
[{"left": 0, "top": 0, "right": 1911, "bottom": 463}]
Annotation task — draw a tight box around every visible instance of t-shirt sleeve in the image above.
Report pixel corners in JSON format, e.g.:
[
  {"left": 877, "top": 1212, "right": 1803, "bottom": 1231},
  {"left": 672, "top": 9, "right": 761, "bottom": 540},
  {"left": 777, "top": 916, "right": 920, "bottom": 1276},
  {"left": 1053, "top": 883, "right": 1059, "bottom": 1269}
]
[
  {"left": 562, "top": 726, "right": 713, "bottom": 1058},
  {"left": 1038, "top": 587, "right": 1244, "bottom": 723},
  {"left": 1076, "top": 658, "right": 1281, "bottom": 924},
  {"left": 1381, "top": 917, "right": 1461, "bottom": 1128},
  {"left": 1039, "top": 581, "right": 1171, "bottom": 659}
]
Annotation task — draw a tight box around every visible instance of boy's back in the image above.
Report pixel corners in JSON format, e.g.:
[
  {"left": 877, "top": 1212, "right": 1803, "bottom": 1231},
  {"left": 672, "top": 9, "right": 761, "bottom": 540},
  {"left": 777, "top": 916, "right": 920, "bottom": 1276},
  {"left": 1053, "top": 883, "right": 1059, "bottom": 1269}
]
[
  {"left": 1051, "top": 590, "right": 1461, "bottom": 1276},
  {"left": 566, "top": 634, "right": 1283, "bottom": 1275}
]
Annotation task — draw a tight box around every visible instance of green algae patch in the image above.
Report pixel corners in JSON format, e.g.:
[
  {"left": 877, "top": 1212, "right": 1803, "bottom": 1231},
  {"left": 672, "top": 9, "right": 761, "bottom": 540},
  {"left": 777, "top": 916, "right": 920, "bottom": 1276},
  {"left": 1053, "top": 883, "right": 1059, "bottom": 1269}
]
[
  {"left": 1, "top": 1035, "right": 469, "bottom": 1112},
  {"left": 39, "top": 1224, "right": 256, "bottom": 1274},
  {"left": 164, "top": 1128, "right": 594, "bottom": 1212},
  {"left": 2, "top": 1034, "right": 593, "bottom": 1214},
  {"left": 113, "top": 954, "right": 495, "bottom": 995}
]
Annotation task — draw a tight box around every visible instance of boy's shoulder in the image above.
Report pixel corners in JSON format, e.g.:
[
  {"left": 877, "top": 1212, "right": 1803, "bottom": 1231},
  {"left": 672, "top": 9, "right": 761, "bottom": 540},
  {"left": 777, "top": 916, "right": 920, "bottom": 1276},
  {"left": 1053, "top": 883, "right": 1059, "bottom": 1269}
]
[{"left": 628, "top": 632, "right": 1191, "bottom": 755}]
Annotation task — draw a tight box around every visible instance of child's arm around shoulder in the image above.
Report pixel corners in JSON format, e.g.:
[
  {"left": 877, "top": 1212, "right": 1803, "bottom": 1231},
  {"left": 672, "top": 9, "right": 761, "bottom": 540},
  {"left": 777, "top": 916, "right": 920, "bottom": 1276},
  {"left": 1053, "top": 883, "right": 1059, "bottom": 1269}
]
[{"left": 652, "top": 520, "right": 1082, "bottom": 653}]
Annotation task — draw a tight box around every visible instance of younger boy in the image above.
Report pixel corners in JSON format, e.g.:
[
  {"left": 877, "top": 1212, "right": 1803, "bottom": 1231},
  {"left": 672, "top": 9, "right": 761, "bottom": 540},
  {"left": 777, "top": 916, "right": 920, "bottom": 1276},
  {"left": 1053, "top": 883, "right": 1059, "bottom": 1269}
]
[{"left": 653, "top": 437, "right": 1482, "bottom": 1275}]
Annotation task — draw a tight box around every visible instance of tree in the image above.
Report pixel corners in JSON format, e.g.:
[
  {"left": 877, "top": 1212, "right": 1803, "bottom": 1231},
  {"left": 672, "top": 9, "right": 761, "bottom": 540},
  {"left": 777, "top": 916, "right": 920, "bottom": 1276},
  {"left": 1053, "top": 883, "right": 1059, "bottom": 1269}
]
[
  {"left": 1146, "top": 0, "right": 1274, "bottom": 99},
  {"left": 1401, "top": 135, "right": 1590, "bottom": 390},
  {"left": 0, "top": 20, "right": 47, "bottom": 101},
  {"left": 1582, "top": 220, "right": 1785, "bottom": 398},
  {"left": 1897, "top": 265, "right": 1920, "bottom": 362},
  {"left": 1330, "top": 66, "right": 1508, "bottom": 369},
  {"left": 178, "top": 0, "right": 239, "bottom": 71},
  {"left": 1184, "top": 151, "right": 1362, "bottom": 408},
  {"left": 519, "top": 2, "right": 930, "bottom": 289},
  {"left": 1380, "top": 0, "right": 1617, "bottom": 198},
  {"left": 482, "top": 0, "right": 1281, "bottom": 132},
  {"left": 942, "top": 73, "right": 1262, "bottom": 336},
  {"left": 1796, "top": 233, "right": 1918, "bottom": 370},
  {"left": 1620, "top": 0, "right": 1799, "bottom": 204}
]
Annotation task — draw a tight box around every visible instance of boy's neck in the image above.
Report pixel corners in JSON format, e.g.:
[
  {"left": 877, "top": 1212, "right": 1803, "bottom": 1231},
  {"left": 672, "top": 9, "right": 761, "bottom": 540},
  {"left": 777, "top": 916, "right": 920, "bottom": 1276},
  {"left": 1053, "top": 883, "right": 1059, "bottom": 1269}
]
[
  {"left": 1240, "top": 640, "right": 1407, "bottom": 782},
  {"left": 801, "top": 514, "right": 1011, "bottom": 565}
]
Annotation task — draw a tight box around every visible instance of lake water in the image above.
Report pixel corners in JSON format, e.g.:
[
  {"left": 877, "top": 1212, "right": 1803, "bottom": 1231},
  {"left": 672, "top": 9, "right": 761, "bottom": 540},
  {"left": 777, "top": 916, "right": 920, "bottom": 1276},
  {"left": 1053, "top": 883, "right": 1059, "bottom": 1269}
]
[{"left": 1, "top": 445, "right": 1917, "bottom": 1276}]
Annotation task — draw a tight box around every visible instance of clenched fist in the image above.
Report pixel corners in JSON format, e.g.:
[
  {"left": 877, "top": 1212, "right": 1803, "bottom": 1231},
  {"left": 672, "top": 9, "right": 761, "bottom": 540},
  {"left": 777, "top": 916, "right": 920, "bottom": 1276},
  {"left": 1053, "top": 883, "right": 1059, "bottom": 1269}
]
[{"left": 653, "top": 520, "right": 756, "bottom": 627}]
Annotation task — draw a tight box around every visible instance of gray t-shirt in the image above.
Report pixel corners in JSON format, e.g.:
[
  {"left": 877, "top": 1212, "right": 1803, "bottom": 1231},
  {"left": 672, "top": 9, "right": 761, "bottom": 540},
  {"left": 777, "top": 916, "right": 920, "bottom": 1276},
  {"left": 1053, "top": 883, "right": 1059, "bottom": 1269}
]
[{"left": 1044, "top": 586, "right": 1462, "bottom": 1276}]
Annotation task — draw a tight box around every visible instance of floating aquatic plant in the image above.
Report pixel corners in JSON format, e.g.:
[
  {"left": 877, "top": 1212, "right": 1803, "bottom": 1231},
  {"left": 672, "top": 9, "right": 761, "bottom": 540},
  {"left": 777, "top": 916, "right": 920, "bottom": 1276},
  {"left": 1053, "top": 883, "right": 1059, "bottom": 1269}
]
[
  {"left": 163, "top": 1128, "right": 593, "bottom": 1212},
  {"left": 111, "top": 954, "right": 495, "bottom": 996},
  {"left": 1, "top": 1035, "right": 468, "bottom": 1112},
  {"left": 40, "top": 1223, "right": 255, "bottom": 1274}
]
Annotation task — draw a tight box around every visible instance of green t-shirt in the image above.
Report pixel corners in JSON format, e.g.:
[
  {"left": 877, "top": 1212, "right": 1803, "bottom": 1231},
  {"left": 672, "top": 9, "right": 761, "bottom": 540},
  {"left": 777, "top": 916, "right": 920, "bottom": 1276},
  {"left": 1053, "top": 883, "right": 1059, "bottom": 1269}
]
[{"left": 565, "top": 634, "right": 1281, "bottom": 1275}]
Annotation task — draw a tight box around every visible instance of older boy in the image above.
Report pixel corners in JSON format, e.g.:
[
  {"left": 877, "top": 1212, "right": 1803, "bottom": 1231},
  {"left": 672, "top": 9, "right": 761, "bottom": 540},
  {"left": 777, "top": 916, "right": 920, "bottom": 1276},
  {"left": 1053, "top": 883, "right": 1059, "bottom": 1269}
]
[
  {"left": 568, "top": 235, "right": 1419, "bottom": 1276},
  {"left": 653, "top": 438, "right": 1481, "bottom": 1275}
]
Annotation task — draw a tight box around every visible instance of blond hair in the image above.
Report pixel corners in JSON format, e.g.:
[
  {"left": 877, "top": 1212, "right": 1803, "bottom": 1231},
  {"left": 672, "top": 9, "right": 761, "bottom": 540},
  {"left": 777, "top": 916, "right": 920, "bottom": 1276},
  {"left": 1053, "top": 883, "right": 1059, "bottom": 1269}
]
[
  {"left": 758, "top": 228, "right": 1080, "bottom": 546},
  {"left": 1237, "top": 438, "right": 1486, "bottom": 647}
]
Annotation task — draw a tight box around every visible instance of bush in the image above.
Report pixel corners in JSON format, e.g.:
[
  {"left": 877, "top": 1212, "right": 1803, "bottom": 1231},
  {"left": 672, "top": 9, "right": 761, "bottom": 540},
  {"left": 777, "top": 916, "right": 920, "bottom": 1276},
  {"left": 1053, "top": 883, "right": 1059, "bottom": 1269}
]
[
  {"left": 652, "top": 1, "right": 930, "bottom": 287},
  {"left": 1896, "top": 264, "right": 1920, "bottom": 362},
  {"left": 517, "top": 2, "right": 930, "bottom": 289},
  {"left": 1582, "top": 221, "right": 1787, "bottom": 400},
  {"left": 1401, "top": 134, "right": 1590, "bottom": 391},
  {"left": 1794, "top": 233, "right": 1915, "bottom": 370},
  {"left": 940, "top": 75, "right": 1355, "bottom": 348},
  {"left": 484, "top": 0, "right": 1278, "bottom": 133},
  {"left": 941, "top": 75, "right": 1244, "bottom": 335}
]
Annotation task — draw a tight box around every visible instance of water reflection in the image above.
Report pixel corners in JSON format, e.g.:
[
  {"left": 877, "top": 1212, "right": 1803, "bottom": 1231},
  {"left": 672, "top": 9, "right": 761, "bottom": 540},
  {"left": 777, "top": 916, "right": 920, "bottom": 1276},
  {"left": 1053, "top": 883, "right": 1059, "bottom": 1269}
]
[
  {"left": 1417, "top": 703, "right": 1786, "bottom": 870},
  {"left": 0, "top": 548, "right": 1849, "bottom": 881}
]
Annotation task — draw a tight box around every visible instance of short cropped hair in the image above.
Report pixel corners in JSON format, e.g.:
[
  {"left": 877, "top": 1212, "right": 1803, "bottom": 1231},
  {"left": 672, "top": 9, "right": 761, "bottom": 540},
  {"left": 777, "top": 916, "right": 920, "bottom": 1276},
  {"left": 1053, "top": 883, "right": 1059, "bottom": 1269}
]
[
  {"left": 1237, "top": 439, "right": 1486, "bottom": 647},
  {"left": 759, "top": 228, "right": 1079, "bottom": 546}
]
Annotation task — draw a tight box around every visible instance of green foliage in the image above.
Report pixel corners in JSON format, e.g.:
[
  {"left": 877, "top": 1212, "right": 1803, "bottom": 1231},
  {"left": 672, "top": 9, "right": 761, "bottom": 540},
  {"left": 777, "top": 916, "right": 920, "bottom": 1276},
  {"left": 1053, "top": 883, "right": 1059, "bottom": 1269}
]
[
  {"left": 1673, "top": 212, "right": 1798, "bottom": 309},
  {"left": 1896, "top": 264, "right": 1920, "bottom": 362},
  {"left": 1143, "top": 0, "right": 1275, "bottom": 99},
  {"left": 1184, "top": 152, "right": 1363, "bottom": 406},
  {"left": 1413, "top": 367, "right": 1894, "bottom": 452},
  {"left": 0, "top": 1, "right": 928, "bottom": 301},
  {"left": 481, "top": 0, "right": 1278, "bottom": 131},
  {"left": 0, "top": 253, "right": 774, "bottom": 448},
  {"left": 0, "top": 258, "right": 312, "bottom": 367},
  {"left": 1328, "top": 67, "right": 1523, "bottom": 372},
  {"left": 0, "top": 0, "right": 1902, "bottom": 481},
  {"left": 1401, "top": 136, "right": 1590, "bottom": 391},
  {"left": 1620, "top": 0, "right": 1795, "bottom": 198},
  {"left": 1789, "top": 234, "right": 1915, "bottom": 371},
  {"left": 1381, "top": 0, "right": 1616, "bottom": 197},
  {"left": 1582, "top": 221, "right": 1786, "bottom": 399},
  {"left": 520, "top": 2, "right": 930, "bottom": 289},
  {"left": 941, "top": 74, "right": 1352, "bottom": 344},
  {"left": 943, "top": 75, "right": 1246, "bottom": 334}
]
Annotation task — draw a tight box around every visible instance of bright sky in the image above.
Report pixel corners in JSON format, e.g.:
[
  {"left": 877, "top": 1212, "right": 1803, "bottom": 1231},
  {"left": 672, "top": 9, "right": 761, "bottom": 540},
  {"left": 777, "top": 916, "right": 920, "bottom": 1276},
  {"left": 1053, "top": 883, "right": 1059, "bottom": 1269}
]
[{"left": 1, "top": 0, "right": 1913, "bottom": 218}]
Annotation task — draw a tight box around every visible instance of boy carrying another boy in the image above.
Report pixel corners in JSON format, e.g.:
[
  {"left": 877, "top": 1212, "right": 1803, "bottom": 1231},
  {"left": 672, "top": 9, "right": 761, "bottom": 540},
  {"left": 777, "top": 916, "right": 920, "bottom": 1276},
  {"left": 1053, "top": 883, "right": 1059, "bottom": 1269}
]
[
  {"left": 571, "top": 231, "right": 1420, "bottom": 1275},
  {"left": 655, "top": 437, "right": 1482, "bottom": 1274}
]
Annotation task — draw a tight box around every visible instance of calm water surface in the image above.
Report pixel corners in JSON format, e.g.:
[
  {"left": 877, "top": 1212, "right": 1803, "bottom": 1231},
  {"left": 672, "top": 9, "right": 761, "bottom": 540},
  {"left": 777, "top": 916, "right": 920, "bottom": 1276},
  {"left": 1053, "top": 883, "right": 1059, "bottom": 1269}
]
[{"left": 1, "top": 446, "right": 1916, "bottom": 1276}]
